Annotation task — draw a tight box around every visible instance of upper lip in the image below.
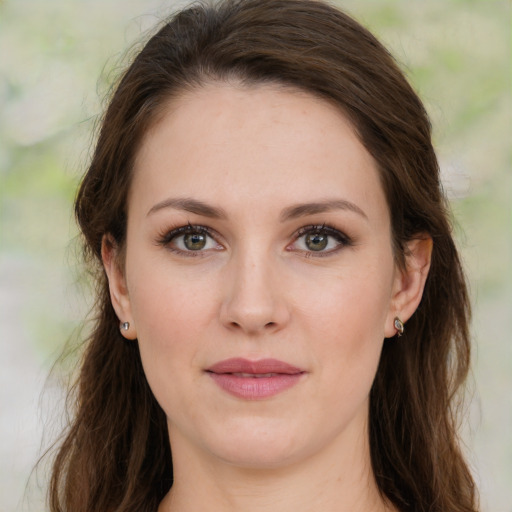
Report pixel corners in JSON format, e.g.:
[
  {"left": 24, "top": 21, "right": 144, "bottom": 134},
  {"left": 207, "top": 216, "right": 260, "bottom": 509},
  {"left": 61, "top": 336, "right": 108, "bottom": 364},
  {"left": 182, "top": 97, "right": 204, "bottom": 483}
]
[{"left": 206, "top": 358, "right": 304, "bottom": 375}]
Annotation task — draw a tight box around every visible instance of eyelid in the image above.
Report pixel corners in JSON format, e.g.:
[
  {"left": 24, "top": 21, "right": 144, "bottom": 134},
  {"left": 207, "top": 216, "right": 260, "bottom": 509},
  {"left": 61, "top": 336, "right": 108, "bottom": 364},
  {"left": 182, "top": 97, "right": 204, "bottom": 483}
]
[
  {"left": 156, "top": 222, "right": 351, "bottom": 257},
  {"left": 289, "top": 223, "right": 352, "bottom": 256},
  {"left": 156, "top": 223, "right": 224, "bottom": 256}
]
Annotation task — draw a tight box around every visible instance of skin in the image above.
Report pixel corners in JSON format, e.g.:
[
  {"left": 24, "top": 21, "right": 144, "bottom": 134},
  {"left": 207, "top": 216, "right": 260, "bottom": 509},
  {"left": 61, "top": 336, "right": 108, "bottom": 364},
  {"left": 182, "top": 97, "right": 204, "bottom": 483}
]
[{"left": 103, "top": 83, "right": 431, "bottom": 512}]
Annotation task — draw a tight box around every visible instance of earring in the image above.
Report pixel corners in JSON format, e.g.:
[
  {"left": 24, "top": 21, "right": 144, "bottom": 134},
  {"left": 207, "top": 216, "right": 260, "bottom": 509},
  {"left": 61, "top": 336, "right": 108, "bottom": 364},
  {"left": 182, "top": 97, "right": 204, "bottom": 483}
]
[
  {"left": 121, "top": 321, "right": 130, "bottom": 332},
  {"left": 394, "top": 317, "right": 404, "bottom": 337}
]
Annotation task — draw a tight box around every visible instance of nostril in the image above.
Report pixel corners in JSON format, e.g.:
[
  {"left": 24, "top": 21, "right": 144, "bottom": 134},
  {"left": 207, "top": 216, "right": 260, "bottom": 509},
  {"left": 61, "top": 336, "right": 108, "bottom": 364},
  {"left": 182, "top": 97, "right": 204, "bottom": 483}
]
[{"left": 265, "top": 322, "right": 276, "bottom": 328}]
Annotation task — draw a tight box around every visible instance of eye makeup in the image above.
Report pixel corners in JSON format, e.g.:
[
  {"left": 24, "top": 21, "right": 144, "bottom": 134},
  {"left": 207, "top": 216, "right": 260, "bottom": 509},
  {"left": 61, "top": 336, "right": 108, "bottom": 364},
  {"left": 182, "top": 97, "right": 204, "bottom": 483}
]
[
  {"left": 155, "top": 221, "right": 353, "bottom": 259},
  {"left": 289, "top": 223, "right": 353, "bottom": 257},
  {"left": 155, "top": 223, "right": 223, "bottom": 257}
]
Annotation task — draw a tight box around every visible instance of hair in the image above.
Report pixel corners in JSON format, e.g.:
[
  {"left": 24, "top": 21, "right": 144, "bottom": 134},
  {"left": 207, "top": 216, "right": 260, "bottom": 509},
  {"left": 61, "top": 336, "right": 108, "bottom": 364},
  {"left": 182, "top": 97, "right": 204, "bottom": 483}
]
[{"left": 49, "top": 1, "right": 477, "bottom": 511}]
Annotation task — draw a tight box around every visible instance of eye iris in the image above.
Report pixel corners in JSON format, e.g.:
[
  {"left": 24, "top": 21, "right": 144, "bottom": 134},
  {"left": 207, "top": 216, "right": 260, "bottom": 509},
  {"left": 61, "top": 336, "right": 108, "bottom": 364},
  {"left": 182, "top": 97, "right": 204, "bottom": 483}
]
[
  {"left": 305, "top": 232, "right": 328, "bottom": 251},
  {"left": 184, "top": 232, "right": 206, "bottom": 250}
]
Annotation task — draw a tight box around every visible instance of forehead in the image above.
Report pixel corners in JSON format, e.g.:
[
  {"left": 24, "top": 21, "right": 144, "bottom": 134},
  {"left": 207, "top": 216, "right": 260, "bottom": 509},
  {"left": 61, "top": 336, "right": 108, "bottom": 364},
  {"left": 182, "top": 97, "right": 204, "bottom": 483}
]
[{"left": 130, "top": 83, "right": 388, "bottom": 223}]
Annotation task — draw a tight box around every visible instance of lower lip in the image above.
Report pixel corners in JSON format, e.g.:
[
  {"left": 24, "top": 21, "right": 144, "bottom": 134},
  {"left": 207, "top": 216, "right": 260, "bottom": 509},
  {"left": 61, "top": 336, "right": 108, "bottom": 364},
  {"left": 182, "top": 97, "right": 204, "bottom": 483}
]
[{"left": 208, "top": 372, "right": 304, "bottom": 400}]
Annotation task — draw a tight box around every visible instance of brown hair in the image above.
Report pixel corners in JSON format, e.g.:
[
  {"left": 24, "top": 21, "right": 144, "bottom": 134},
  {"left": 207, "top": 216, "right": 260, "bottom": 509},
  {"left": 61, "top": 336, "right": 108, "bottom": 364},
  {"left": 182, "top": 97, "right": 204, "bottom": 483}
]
[{"left": 49, "top": 1, "right": 477, "bottom": 511}]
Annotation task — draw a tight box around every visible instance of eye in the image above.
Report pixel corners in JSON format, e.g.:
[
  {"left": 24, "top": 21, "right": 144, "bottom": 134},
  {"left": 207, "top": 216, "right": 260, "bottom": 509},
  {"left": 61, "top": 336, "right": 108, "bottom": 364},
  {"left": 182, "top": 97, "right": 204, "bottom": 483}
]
[
  {"left": 157, "top": 224, "right": 222, "bottom": 255},
  {"left": 181, "top": 231, "right": 209, "bottom": 251},
  {"left": 304, "top": 232, "right": 330, "bottom": 251},
  {"left": 290, "top": 224, "right": 351, "bottom": 255}
]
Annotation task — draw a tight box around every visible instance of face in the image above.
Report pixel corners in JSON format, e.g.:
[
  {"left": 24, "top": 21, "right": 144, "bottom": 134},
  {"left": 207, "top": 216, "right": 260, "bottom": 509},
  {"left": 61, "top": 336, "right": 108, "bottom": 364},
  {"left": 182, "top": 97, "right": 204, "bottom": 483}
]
[{"left": 106, "top": 84, "right": 419, "bottom": 469}]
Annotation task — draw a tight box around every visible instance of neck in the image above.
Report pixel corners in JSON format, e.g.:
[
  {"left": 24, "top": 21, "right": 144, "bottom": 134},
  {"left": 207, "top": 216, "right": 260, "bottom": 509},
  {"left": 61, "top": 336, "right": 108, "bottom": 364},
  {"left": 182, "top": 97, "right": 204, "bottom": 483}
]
[{"left": 158, "top": 424, "right": 393, "bottom": 512}]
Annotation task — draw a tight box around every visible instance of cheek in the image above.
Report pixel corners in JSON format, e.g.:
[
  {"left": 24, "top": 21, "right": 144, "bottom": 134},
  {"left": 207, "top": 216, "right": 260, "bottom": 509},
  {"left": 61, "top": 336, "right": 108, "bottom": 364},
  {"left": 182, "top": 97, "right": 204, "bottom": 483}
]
[
  {"left": 297, "top": 261, "right": 393, "bottom": 386},
  {"left": 298, "top": 260, "right": 393, "bottom": 338},
  {"left": 128, "top": 252, "right": 218, "bottom": 334},
  {"left": 125, "top": 255, "right": 221, "bottom": 386},
  {"left": 126, "top": 270, "right": 217, "bottom": 424}
]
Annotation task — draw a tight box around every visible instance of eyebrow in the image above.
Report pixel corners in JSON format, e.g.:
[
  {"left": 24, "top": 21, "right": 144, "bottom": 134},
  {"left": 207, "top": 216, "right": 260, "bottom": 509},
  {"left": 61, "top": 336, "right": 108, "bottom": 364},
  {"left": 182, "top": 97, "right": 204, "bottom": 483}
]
[
  {"left": 147, "top": 196, "right": 368, "bottom": 222},
  {"left": 280, "top": 199, "right": 368, "bottom": 222},
  {"left": 147, "top": 197, "right": 227, "bottom": 219}
]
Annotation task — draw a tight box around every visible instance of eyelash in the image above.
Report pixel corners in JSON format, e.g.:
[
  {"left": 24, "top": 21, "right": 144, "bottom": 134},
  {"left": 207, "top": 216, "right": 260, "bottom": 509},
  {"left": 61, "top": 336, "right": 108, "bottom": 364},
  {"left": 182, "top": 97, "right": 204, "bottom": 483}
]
[
  {"left": 156, "top": 224, "right": 219, "bottom": 257},
  {"left": 156, "top": 223, "right": 352, "bottom": 257},
  {"left": 291, "top": 224, "right": 352, "bottom": 257}
]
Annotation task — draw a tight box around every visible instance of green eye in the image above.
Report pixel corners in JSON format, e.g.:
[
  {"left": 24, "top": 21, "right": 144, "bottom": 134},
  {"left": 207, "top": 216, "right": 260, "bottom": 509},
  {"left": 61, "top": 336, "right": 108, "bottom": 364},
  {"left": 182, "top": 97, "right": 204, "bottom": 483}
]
[
  {"left": 184, "top": 232, "right": 207, "bottom": 250},
  {"left": 305, "top": 233, "right": 328, "bottom": 251},
  {"left": 292, "top": 224, "right": 351, "bottom": 256},
  {"left": 158, "top": 225, "right": 220, "bottom": 255}
]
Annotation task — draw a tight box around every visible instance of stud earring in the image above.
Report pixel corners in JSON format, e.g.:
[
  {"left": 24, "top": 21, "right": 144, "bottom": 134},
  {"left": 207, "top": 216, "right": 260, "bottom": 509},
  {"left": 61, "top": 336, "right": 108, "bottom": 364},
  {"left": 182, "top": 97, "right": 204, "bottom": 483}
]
[
  {"left": 394, "top": 317, "right": 404, "bottom": 337},
  {"left": 121, "top": 321, "right": 130, "bottom": 332}
]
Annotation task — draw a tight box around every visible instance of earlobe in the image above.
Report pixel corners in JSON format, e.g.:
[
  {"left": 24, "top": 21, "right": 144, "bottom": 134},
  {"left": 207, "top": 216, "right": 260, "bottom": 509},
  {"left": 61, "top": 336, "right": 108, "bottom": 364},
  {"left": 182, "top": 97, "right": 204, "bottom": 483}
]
[
  {"left": 385, "top": 234, "right": 433, "bottom": 338},
  {"left": 101, "top": 234, "right": 137, "bottom": 340}
]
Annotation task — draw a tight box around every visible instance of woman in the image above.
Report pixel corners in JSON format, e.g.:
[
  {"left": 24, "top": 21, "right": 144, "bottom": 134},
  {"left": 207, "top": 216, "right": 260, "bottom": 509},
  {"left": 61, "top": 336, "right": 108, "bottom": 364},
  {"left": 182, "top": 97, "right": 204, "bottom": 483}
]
[{"left": 49, "top": 0, "right": 477, "bottom": 511}]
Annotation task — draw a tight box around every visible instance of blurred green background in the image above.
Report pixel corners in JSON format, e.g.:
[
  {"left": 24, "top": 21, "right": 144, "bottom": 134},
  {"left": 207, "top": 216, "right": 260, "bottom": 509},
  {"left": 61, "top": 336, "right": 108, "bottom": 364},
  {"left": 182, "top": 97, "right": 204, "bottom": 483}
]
[{"left": 0, "top": 0, "right": 510, "bottom": 511}]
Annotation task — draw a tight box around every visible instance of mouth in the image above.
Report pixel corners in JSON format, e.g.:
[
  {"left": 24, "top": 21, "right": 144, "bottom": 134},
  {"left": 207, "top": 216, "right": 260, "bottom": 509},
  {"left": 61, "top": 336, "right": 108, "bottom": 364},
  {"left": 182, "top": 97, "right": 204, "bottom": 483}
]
[
  {"left": 205, "top": 358, "right": 306, "bottom": 400},
  {"left": 230, "top": 372, "right": 280, "bottom": 378}
]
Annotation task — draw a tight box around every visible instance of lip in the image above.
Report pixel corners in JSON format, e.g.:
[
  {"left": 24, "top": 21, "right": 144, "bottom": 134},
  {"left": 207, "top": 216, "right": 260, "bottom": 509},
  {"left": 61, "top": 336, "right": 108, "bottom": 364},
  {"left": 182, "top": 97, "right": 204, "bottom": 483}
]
[{"left": 206, "top": 358, "right": 306, "bottom": 400}]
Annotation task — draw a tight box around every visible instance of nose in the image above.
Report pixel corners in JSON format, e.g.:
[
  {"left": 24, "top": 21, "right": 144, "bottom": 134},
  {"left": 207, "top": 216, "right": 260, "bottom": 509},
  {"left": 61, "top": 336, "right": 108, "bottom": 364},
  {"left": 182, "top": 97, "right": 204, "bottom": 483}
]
[{"left": 219, "top": 250, "right": 290, "bottom": 335}]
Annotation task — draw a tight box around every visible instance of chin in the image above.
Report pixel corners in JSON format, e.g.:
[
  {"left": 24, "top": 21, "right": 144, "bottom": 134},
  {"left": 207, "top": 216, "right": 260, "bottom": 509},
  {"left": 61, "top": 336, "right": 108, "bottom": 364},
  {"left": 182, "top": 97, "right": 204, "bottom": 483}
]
[
  {"left": 202, "top": 419, "right": 311, "bottom": 469},
  {"left": 217, "top": 443, "right": 300, "bottom": 470}
]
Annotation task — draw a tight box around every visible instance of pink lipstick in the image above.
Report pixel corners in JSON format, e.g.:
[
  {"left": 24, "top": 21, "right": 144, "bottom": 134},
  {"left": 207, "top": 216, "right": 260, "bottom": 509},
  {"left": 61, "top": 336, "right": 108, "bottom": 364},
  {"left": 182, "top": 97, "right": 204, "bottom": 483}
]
[{"left": 206, "top": 358, "right": 305, "bottom": 400}]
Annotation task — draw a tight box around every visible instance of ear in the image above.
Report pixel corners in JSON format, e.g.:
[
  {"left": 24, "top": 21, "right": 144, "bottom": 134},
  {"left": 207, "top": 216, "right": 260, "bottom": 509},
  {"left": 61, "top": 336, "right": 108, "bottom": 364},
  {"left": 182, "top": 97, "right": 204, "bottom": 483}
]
[
  {"left": 385, "top": 234, "right": 433, "bottom": 338},
  {"left": 101, "top": 234, "right": 137, "bottom": 340}
]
